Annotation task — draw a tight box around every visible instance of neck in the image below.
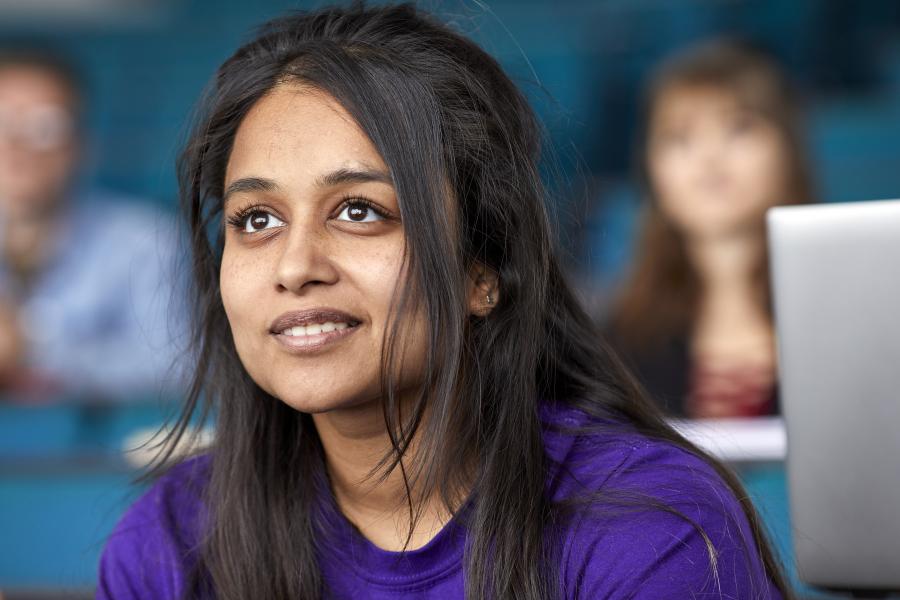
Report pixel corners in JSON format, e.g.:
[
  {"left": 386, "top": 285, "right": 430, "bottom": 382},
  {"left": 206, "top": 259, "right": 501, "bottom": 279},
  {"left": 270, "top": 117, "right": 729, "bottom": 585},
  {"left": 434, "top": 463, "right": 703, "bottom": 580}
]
[
  {"left": 687, "top": 230, "right": 763, "bottom": 298},
  {"left": 686, "top": 230, "right": 772, "bottom": 336},
  {"left": 312, "top": 395, "right": 459, "bottom": 551}
]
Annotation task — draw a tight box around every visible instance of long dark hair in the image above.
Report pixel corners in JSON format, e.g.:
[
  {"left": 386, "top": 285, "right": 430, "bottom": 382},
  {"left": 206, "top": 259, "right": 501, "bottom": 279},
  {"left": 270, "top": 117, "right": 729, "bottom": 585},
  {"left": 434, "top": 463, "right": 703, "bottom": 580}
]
[
  {"left": 613, "top": 39, "right": 816, "bottom": 348},
  {"left": 156, "top": 5, "right": 793, "bottom": 599}
]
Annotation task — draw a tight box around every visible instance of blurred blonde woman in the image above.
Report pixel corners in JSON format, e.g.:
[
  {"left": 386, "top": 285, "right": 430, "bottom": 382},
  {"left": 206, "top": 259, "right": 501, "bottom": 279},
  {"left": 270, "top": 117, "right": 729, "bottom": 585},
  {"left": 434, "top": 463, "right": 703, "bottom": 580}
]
[{"left": 610, "top": 39, "right": 816, "bottom": 419}]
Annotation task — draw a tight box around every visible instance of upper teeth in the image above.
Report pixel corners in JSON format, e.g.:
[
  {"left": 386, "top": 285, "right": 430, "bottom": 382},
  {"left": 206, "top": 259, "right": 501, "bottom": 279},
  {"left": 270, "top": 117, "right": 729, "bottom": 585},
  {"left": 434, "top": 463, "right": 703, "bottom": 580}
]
[{"left": 281, "top": 322, "right": 350, "bottom": 336}]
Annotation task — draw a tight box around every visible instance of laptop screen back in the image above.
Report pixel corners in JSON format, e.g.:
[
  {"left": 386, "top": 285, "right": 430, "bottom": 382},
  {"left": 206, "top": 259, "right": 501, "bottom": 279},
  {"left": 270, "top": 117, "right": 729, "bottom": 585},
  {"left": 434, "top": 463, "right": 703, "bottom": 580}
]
[{"left": 768, "top": 199, "right": 900, "bottom": 592}]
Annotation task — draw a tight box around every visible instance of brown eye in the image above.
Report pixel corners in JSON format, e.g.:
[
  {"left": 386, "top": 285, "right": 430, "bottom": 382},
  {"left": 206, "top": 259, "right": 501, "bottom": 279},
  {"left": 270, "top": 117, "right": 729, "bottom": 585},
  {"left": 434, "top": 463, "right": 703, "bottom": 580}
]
[
  {"left": 242, "top": 210, "right": 285, "bottom": 233},
  {"left": 336, "top": 201, "right": 385, "bottom": 223},
  {"left": 348, "top": 205, "right": 367, "bottom": 221}
]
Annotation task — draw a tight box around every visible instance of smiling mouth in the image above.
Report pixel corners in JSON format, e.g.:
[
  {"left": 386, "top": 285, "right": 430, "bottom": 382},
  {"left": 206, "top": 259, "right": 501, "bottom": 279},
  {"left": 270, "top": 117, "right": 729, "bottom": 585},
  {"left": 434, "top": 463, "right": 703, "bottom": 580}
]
[
  {"left": 279, "top": 321, "right": 353, "bottom": 337},
  {"left": 269, "top": 309, "right": 362, "bottom": 353}
]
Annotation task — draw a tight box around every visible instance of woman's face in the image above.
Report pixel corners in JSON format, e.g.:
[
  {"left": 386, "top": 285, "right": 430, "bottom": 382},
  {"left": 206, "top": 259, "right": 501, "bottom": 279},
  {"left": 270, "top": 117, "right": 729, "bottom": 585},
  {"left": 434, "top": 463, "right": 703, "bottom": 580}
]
[
  {"left": 646, "top": 85, "right": 789, "bottom": 239},
  {"left": 220, "top": 85, "right": 427, "bottom": 414}
]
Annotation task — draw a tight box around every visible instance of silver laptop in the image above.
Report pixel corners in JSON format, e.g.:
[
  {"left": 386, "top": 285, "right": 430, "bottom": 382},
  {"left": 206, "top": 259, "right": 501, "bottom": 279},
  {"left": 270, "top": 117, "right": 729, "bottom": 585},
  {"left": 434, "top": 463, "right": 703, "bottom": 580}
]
[{"left": 768, "top": 199, "right": 900, "bottom": 593}]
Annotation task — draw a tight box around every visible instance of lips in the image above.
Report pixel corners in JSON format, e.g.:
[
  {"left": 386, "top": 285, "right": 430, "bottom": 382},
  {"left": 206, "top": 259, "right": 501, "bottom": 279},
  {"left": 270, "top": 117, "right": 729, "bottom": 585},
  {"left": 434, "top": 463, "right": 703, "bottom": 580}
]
[
  {"left": 268, "top": 308, "right": 362, "bottom": 354},
  {"left": 269, "top": 309, "right": 361, "bottom": 334}
]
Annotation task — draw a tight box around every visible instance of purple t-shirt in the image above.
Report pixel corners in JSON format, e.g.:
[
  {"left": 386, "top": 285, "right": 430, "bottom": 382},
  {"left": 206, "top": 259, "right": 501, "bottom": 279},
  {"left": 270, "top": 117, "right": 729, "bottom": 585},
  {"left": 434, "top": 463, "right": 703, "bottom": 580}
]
[{"left": 98, "top": 404, "right": 783, "bottom": 598}]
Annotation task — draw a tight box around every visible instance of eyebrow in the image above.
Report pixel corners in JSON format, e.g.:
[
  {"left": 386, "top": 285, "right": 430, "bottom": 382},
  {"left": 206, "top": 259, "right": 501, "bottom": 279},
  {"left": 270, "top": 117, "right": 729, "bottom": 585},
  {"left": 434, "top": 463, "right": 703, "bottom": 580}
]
[
  {"left": 223, "top": 177, "right": 277, "bottom": 205},
  {"left": 222, "top": 168, "right": 393, "bottom": 205},
  {"left": 315, "top": 167, "right": 393, "bottom": 188}
]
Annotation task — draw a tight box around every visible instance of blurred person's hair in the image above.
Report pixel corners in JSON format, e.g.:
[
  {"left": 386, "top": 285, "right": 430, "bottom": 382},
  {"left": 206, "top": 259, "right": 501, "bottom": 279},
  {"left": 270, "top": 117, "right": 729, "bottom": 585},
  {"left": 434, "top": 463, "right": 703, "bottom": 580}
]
[
  {"left": 0, "top": 44, "right": 84, "bottom": 117},
  {"left": 612, "top": 38, "right": 816, "bottom": 349}
]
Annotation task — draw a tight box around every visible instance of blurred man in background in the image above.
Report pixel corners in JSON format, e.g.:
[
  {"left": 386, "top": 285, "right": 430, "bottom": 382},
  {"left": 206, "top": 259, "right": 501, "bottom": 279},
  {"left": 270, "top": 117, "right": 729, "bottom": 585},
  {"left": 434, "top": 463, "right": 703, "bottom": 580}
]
[{"left": 0, "top": 49, "right": 185, "bottom": 401}]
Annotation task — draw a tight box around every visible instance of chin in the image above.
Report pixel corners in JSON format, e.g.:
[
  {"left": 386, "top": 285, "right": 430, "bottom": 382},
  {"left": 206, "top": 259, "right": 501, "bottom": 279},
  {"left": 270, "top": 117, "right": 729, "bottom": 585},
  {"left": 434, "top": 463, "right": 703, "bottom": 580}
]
[
  {"left": 268, "top": 381, "right": 380, "bottom": 415},
  {"left": 683, "top": 215, "right": 750, "bottom": 238}
]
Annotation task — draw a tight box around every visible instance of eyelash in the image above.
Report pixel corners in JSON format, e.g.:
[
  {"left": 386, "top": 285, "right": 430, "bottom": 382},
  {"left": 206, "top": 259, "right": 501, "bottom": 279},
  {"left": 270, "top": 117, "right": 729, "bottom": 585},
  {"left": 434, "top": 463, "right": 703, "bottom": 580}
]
[
  {"left": 225, "top": 197, "right": 395, "bottom": 232},
  {"left": 226, "top": 202, "right": 270, "bottom": 231},
  {"left": 335, "top": 196, "right": 394, "bottom": 221}
]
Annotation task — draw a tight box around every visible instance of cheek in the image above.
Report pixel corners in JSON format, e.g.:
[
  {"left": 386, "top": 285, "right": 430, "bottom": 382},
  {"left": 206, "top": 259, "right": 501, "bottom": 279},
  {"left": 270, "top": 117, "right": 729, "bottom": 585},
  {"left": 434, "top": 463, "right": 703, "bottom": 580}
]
[
  {"left": 344, "top": 239, "right": 427, "bottom": 380},
  {"left": 28, "top": 147, "right": 76, "bottom": 185},
  {"left": 345, "top": 237, "right": 406, "bottom": 317},
  {"left": 650, "top": 152, "right": 695, "bottom": 217},
  {"left": 731, "top": 136, "right": 789, "bottom": 206},
  {"left": 0, "top": 147, "right": 70, "bottom": 191},
  {"left": 219, "top": 248, "right": 266, "bottom": 346}
]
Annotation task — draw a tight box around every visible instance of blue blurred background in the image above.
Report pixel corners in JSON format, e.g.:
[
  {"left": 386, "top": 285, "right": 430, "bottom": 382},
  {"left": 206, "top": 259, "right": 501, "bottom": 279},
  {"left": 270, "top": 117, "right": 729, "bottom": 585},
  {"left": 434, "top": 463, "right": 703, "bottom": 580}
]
[
  {"left": 1, "top": 0, "right": 898, "bottom": 596},
  {"left": 2, "top": 0, "right": 899, "bottom": 289}
]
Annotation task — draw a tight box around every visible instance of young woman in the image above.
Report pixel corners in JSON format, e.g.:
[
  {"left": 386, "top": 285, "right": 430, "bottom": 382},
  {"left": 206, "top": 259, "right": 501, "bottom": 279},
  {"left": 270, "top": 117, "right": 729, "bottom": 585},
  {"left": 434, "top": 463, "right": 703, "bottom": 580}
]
[
  {"left": 609, "top": 40, "right": 815, "bottom": 419},
  {"left": 99, "top": 6, "right": 792, "bottom": 599}
]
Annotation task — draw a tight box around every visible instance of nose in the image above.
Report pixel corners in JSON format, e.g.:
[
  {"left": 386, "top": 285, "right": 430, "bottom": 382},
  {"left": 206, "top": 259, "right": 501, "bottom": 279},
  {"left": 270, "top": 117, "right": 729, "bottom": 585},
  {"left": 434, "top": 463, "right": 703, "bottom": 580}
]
[
  {"left": 694, "top": 130, "right": 724, "bottom": 163},
  {"left": 274, "top": 224, "right": 339, "bottom": 294}
]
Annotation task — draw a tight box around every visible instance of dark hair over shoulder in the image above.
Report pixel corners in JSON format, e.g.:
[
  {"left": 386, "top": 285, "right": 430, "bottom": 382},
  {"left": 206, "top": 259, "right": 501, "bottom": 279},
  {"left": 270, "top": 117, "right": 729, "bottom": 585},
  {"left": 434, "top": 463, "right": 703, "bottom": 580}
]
[{"left": 158, "top": 5, "right": 794, "bottom": 599}]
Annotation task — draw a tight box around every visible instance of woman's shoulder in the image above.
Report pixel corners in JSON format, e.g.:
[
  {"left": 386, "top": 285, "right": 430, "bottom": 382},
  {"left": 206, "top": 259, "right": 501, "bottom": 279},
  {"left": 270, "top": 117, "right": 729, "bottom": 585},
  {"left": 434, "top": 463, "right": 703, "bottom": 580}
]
[
  {"left": 541, "top": 401, "right": 782, "bottom": 599},
  {"left": 542, "top": 402, "right": 726, "bottom": 504},
  {"left": 97, "top": 454, "right": 211, "bottom": 600}
]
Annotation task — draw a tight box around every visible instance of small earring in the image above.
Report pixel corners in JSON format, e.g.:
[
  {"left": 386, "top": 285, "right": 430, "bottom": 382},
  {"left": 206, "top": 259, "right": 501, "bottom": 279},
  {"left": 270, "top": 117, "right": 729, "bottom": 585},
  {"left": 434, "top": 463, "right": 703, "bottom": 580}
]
[{"left": 486, "top": 292, "right": 494, "bottom": 305}]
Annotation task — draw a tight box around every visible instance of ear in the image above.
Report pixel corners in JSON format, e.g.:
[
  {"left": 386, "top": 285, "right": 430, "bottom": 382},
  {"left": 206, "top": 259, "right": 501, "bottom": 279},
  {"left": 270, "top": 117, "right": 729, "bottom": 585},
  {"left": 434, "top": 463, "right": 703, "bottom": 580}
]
[{"left": 468, "top": 263, "right": 500, "bottom": 317}]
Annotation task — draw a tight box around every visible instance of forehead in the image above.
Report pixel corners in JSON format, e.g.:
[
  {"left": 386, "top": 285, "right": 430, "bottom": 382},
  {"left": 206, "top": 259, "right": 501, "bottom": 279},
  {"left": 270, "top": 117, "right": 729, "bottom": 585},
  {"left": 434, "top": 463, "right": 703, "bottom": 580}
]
[
  {"left": 224, "top": 84, "right": 387, "bottom": 187},
  {"left": 0, "top": 65, "right": 75, "bottom": 109},
  {"left": 651, "top": 84, "right": 743, "bottom": 125}
]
